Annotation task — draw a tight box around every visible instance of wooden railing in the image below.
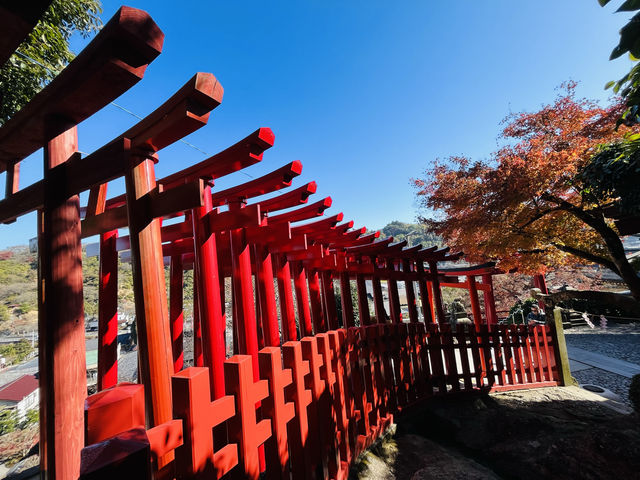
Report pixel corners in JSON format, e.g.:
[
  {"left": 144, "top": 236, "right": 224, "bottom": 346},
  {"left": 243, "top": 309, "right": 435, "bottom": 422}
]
[{"left": 80, "top": 322, "right": 559, "bottom": 479}]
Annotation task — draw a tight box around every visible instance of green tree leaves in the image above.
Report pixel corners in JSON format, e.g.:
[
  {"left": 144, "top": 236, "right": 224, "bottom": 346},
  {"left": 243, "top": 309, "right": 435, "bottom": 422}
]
[{"left": 0, "top": 0, "right": 102, "bottom": 125}]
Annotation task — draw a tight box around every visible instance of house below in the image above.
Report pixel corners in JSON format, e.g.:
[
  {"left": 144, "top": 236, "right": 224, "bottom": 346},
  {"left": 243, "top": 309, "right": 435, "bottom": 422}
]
[{"left": 0, "top": 374, "right": 38, "bottom": 421}]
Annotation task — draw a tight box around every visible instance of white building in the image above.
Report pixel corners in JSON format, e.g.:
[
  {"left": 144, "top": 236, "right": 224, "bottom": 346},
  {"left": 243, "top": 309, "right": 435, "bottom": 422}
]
[{"left": 0, "top": 374, "right": 39, "bottom": 421}]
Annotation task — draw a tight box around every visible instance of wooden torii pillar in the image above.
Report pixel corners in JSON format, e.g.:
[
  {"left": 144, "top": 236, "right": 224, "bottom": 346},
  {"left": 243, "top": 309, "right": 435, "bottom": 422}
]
[
  {"left": 481, "top": 274, "right": 499, "bottom": 325},
  {"left": 0, "top": 8, "right": 165, "bottom": 478},
  {"left": 428, "top": 260, "right": 446, "bottom": 324}
]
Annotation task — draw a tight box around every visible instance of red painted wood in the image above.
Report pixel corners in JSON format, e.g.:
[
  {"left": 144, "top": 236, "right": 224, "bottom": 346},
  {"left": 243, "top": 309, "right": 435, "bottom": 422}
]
[
  {"left": 301, "top": 336, "right": 329, "bottom": 478},
  {"left": 387, "top": 271, "right": 403, "bottom": 324},
  {"left": 308, "top": 269, "right": 326, "bottom": 333},
  {"left": 0, "top": 6, "right": 164, "bottom": 169},
  {"left": 5, "top": 161, "right": 19, "bottom": 198},
  {"left": 124, "top": 154, "right": 175, "bottom": 469},
  {"left": 160, "top": 128, "right": 274, "bottom": 191},
  {"left": 172, "top": 367, "right": 238, "bottom": 479},
  {"left": 85, "top": 384, "right": 145, "bottom": 446},
  {"left": 532, "top": 327, "right": 545, "bottom": 382},
  {"left": 268, "top": 197, "right": 332, "bottom": 224},
  {"left": 339, "top": 272, "right": 355, "bottom": 328},
  {"left": 541, "top": 326, "right": 554, "bottom": 382},
  {"left": 415, "top": 261, "right": 434, "bottom": 323},
  {"left": 290, "top": 213, "right": 343, "bottom": 236},
  {"left": 193, "top": 286, "right": 203, "bottom": 367},
  {"left": 407, "top": 323, "right": 426, "bottom": 397},
  {"left": 316, "top": 334, "right": 342, "bottom": 478},
  {"left": 274, "top": 255, "right": 297, "bottom": 341},
  {"left": 456, "top": 325, "right": 473, "bottom": 391},
  {"left": 426, "top": 324, "right": 446, "bottom": 394},
  {"left": 403, "top": 259, "right": 419, "bottom": 323},
  {"left": 328, "top": 330, "right": 353, "bottom": 470},
  {"left": 80, "top": 427, "right": 152, "bottom": 480},
  {"left": 39, "top": 121, "right": 86, "bottom": 480},
  {"left": 398, "top": 323, "right": 415, "bottom": 402},
  {"left": 192, "top": 185, "right": 226, "bottom": 399},
  {"left": 293, "top": 262, "right": 313, "bottom": 337},
  {"left": 281, "top": 341, "right": 314, "bottom": 480},
  {"left": 258, "top": 347, "right": 295, "bottom": 480},
  {"left": 502, "top": 325, "right": 517, "bottom": 385},
  {"left": 170, "top": 255, "right": 184, "bottom": 373},
  {"left": 467, "top": 275, "right": 483, "bottom": 328},
  {"left": 255, "top": 245, "right": 280, "bottom": 347},
  {"left": 428, "top": 261, "right": 446, "bottom": 324},
  {"left": 370, "top": 259, "right": 387, "bottom": 324},
  {"left": 523, "top": 325, "right": 537, "bottom": 383},
  {"left": 481, "top": 274, "right": 499, "bottom": 325},
  {"left": 346, "top": 328, "right": 371, "bottom": 439},
  {"left": 467, "top": 326, "right": 485, "bottom": 389},
  {"left": 321, "top": 271, "right": 339, "bottom": 330},
  {"left": 491, "top": 326, "right": 506, "bottom": 386},
  {"left": 228, "top": 203, "right": 260, "bottom": 377},
  {"left": 98, "top": 229, "right": 119, "bottom": 390},
  {"left": 256, "top": 181, "right": 316, "bottom": 214},
  {"left": 224, "top": 356, "right": 271, "bottom": 480},
  {"left": 355, "top": 273, "right": 371, "bottom": 326},
  {"left": 210, "top": 161, "right": 302, "bottom": 207}
]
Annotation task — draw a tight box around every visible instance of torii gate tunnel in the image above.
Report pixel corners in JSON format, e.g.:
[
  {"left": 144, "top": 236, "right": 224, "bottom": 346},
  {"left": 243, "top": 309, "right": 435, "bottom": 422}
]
[{"left": 0, "top": 4, "right": 564, "bottom": 479}]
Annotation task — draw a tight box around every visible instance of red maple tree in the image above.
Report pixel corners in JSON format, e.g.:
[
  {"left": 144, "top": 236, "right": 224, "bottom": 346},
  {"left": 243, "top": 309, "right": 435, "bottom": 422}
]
[{"left": 413, "top": 83, "right": 640, "bottom": 300}]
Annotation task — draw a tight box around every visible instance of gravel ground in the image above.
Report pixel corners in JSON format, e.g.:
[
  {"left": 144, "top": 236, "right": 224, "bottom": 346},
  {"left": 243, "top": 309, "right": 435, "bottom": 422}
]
[{"left": 564, "top": 323, "right": 640, "bottom": 406}]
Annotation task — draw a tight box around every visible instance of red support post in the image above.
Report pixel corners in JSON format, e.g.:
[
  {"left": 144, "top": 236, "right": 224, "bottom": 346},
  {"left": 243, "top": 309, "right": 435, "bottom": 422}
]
[
  {"left": 124, "top": 151, "right": 175, "bottom": 468},
  {"left": 275, "top": 255, "right": 297, "bottom": 341},
  {"left": 170, "top": 255, "right": 184, "bottom": 373},
  {"left": 428, "top": 261, "right": 446, "bottom": 324},
  {"left": 228, "top": 202, "right": 260, "bottom": 376},
  {"left": 224, "top": 355, "right": 272, "bottom": 480},
  {"left": 255, "top": 245, "right": 280, "bottom": 346},
  {"left": 387, "top": 262, "right": 403, "bottom": 324},
  {"left": 308, "top": 269, "right": 326, "bottom": 333},
  {"left": 468, "top": 275, "right": 483, "bottom": 328},
  {"left": 355, "top": 273, "right": 371, "bottom": 326},
  {"left": 481, "top": 273, "right": 499, "bottom": 325},
  {"left": 533, "top": 273, "right": 548, "bottom": 309},
  {"left": 193, "top": 285, "right": 203, "bottom": 367},
  {"left": 192, "top": 186, "right": 227, "bottom": 398},
  {"left": 339, "top": 272, "right": 355, "bottom": 328},
  {"left": 281, "top": 341, "right": 313, "bottom": 479},
  {"left": 403, "top": 259, "right": 419, "bottom": 323},
  {"left": 258, "top": 347, "right": 295, "bottom": 480},
  {"left": 39, "top": 120, "right": 86, "bottom": 479},
  {"left": 321, "top": 270, "right": 339, "bottom": 330},
  {"left": 172, "top": 367, "right": 238, "bottom": 479},
  {"left": 293, "top": 261, "right": 313, "bottom": 336},
  {"left": 98, "top": 229, "right": 119, "bottom": 390},
  {"left": 371, "top": 260, "right": 387, "bottom": 323}
]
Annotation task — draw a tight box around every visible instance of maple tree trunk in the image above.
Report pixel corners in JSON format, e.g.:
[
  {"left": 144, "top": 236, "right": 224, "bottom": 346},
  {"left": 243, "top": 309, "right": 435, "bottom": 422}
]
[{"left": 595, "top": 218, "right": 640, "bottom": 302}]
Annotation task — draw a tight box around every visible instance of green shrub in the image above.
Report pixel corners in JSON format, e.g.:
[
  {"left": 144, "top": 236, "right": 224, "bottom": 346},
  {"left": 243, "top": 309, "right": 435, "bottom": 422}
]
[
  {"left": 0, "top": 409, "right": 18, "bottom": 434},
  {"left": 630, "top": 374, "right": 640, "bottom": 413}
]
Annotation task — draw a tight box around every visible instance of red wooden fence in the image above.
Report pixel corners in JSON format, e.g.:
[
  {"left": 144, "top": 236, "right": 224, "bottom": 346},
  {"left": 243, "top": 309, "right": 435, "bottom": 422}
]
[
  {"left": 81, "top": 323, "right": 559, "bottom": 479},
  {"left": 0, "top": 5, "right": 563, "bottom": 479}
]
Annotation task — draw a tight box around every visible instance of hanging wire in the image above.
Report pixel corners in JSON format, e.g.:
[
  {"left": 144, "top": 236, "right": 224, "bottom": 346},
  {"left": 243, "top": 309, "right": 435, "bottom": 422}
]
[{"left": 13, "top": 50, "right": 256, "bottom": 178}]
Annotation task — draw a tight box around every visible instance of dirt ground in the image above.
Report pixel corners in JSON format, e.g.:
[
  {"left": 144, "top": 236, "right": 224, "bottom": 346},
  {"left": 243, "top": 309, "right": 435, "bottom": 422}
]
[{"left": 351, "top": 386, "right": 640, "bottom": 480}]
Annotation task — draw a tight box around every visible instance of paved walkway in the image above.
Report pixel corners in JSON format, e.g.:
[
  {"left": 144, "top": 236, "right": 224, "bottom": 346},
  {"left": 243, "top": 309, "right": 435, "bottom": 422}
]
[{"left": 567, "top": 345, "right": 640, "bottom": 379}]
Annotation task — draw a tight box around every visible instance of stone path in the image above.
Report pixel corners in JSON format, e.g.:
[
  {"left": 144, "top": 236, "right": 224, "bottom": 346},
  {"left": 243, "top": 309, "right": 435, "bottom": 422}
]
[
  {"left": 565, "top": 324, "right": 640, "bottom": 406},
  {"left": 567, "top": 345, "right": 640, "bottom": 378}
]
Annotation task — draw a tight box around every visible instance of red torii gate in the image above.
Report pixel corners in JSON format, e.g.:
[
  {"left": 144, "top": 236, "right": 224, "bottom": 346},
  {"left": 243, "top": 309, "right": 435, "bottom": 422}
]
[{"left": 0, "top": 5, "right": 562, "bottom": 479}]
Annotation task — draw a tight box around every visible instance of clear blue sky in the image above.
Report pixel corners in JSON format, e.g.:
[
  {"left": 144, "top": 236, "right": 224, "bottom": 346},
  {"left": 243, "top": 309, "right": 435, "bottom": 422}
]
[{"left": 0, "top": 0, "right": 634, "bottom": 248}]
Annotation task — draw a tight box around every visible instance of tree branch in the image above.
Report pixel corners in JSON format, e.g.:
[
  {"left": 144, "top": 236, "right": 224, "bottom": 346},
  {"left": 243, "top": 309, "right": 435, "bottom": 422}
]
[{"left": 550, "top": 242, "right": 620, "bottom": 275}]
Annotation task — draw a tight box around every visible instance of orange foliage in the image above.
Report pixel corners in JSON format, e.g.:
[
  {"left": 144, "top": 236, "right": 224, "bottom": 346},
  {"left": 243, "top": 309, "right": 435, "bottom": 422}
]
[{"left": 414, "top": 83, "right": 634, "bottom": 276}]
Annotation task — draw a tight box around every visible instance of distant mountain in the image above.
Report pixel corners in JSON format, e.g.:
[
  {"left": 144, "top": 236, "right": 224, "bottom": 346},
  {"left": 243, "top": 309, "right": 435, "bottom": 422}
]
[{"left": 380, "top": 221, "right": 441, "bottom": 248}]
